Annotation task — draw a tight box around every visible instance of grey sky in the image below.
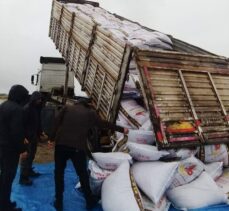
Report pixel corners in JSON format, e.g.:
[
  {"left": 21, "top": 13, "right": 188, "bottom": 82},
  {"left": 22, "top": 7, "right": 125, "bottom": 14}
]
[{"left": 0, "top": 0, "right": 228, "bottom": 93}]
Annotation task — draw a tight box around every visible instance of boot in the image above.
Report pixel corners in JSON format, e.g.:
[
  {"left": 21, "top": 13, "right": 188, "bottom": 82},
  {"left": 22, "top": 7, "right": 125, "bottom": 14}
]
[
  {"left": 86, "top": 195, "right": 99, "bottom": 210},
  {"left": 4, "top": 203, "right": 22, "bottom": 211},
  {"left": 19, "top": 176, "right": 33, "bottom": 186},
  {"left": 11, "top": 208, "right": 22, "bottom": 211}
]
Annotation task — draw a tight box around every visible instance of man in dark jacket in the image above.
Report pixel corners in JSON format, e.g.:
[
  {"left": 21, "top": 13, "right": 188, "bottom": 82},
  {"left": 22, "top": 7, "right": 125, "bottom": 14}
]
[
  {"left": 49, "top": 99, "right": 128, "bottom": 211},
  {"left": 19, "top": 91, "right": 43, "bottom": 185},
  {"left": 0, "top": 85, "right": 29, "bottom": 211}
]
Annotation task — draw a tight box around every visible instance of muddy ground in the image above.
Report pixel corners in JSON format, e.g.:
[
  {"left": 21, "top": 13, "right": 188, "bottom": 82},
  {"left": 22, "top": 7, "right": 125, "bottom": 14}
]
[{"left": 34, "top": 141, "right": 54, "bottom": 163}]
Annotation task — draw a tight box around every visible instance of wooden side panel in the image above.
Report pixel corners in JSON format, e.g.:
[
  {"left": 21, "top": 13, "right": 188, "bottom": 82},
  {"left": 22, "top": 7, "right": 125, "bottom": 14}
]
[
  {"left": 136, "top": 49, "right": 229, "bottom": 149},
  {"left": 83, "top": 26, "right": 132, "bottom": 121},
  {"left": 49, "top": 1, "right": 95, "bottom": 84}
]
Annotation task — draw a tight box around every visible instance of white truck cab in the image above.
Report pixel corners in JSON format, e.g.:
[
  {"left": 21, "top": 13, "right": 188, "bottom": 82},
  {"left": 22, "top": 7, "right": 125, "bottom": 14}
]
[{"left": 31, "top": 57, "right": 74, "bottom": 98}]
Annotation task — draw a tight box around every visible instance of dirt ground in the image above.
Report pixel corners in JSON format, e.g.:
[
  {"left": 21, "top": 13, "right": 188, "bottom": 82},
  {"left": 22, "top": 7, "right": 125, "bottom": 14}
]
[{"left": 34, "top": 141, "right": 54, "bottom": 163}]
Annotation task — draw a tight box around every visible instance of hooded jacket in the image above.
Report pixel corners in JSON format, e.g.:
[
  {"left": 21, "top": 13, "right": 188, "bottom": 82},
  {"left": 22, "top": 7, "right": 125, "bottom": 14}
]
[
  {"left": 0, "top": 85, "right": 29, "bottom": 152},
  {"left": 24, "top": 91, "right": 43, "bottom": 141}
]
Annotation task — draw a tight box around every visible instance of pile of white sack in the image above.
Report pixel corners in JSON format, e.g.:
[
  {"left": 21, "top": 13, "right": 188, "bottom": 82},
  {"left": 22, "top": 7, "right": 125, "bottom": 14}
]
[
  {"left": 89, "top": 145, "right": 229, "bottom": 211},
  {"left": 65, "top": 3, "right": 173, "bottom": 51},
  {"left": 85, "top": 60, "right": 229, "bottom": 210}
]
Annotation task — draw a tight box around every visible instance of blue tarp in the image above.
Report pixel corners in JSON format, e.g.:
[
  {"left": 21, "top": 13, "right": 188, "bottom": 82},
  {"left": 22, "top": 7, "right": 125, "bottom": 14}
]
[
  {"left": 12, "top": 162, "right": 102, "bottom": 211},
  {"left": 11, "top": 162, "right": 229, "bottom": 211}
]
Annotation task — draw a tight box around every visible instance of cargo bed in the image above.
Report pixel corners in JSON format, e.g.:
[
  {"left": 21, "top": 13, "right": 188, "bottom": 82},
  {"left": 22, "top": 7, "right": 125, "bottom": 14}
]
[{"left": 49, "top": 0, "right": 229, "bottom": 149}]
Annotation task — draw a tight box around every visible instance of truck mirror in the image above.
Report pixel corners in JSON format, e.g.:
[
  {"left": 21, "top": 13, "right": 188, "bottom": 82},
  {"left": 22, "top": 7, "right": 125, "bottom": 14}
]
[{"left": 31, "top": 75, "right": 35, "bottom": 85}]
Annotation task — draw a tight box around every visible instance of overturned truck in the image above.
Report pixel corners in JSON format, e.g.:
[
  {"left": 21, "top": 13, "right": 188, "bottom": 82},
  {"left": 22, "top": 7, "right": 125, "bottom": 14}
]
[
  {"left": 49, "top": 0, "right": 229, "bottom": 151},
  {"left": 48, "top": 1, "right": 229, "bottom": 211}
]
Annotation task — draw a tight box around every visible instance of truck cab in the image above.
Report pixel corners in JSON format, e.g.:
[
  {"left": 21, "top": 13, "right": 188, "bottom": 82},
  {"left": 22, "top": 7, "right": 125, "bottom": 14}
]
[{"left": 31, "top": 56, "right": 74, "bottom": 100}]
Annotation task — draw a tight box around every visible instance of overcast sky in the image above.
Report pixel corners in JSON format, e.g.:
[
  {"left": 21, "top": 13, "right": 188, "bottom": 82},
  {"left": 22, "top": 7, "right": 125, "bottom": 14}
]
[{"left": 0, "top": 0, "right": 228, "bottom": 93}]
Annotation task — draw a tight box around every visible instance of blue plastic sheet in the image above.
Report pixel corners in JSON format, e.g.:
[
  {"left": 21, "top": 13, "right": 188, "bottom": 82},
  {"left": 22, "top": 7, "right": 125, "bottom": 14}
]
[
  {"left": 11, "top": 162, "right": 229, "bottom": 211},
  {"left": 12, "top": 162, "right": 102, "bottom": 211}
]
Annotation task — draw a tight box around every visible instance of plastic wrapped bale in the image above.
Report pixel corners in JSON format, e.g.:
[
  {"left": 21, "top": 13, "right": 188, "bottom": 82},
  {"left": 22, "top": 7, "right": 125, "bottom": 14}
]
[
  {"left": 204, "top": 162, "right": 223, "bottom": 181},
  {"left": 132, "top": 161, "right": 178, "bottom": 204},
  {"left": 128, "top": 129, "right": 155, "bottom": 145},
  {"left": 88, "top": 160, "right": 112, "bottom": 196},
  {"left": 102, "top": 161, "right": 144, "bottom": 211},
  {"left": 170, "top": 156, "right": 204, "bottom": 189},
  {"left": 92, "top": 152, "right": 132, "bottom": 170},
  {"left": 216, "top": 168, "right": 229, "bottom": 194},
  {"left": 203, "top": 144, "right": 229, "bottom": 166},
  {"left": 167, "top": 172, "right": 228, "bottom": 210},
  {"left": 127, "top": 142, "right": 169, "bottom": 161}
]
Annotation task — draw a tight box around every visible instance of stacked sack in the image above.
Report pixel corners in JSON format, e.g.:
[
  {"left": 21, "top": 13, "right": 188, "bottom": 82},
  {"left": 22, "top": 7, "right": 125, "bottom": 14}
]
[
  {"left": 89, "top": 131, "right": 229, "bottom": 211},
  {"left": 70, "top": 4, "right": 173, "bottom": 51},
  {"left": 90, "top": 148, "right": 229, "bottom": 211},
  {"left": 89, "top": 64, "right": 228, "bottom": 210}
]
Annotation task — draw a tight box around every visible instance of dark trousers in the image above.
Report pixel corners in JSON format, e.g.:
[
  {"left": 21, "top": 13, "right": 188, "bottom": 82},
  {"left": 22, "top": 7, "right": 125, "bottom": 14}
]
[
  {"left": 20, "top": 139, "right": 38, "bottom": 177},
  {"left": 0, "top": 148, "right": 20, "bottom": 210},
  {"left": 54, "top": 145, "right": 93, "bottom": 205}
]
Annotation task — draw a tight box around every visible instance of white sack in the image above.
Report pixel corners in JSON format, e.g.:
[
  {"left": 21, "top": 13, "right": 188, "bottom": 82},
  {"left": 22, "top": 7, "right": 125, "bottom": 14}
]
[
  {"left": 88, "top": 160, "right": 113, "bottom": 195},
  {"left": 204, "top": 162, "right": 223, "bottom": 180},
  {"left": 175, "top": 148, "right": 199, "bottom": 160},
  {"left": 204, "top": 144, "right": 229, "bottom": 166},
  {"left": 216, "top": 168, "right": 229, "bottom": 194},
  {"left": 92, "top": 152, "right": 132, "bottom": 170},
  {"left": 141, "top": 194, "right": 170, "bottom": 211},
  {"left": 121, "top": 99, "right": 149, "bottom": 126},
  {"left": 132, "top": 161, "right": 178, "bottom": 204},
  {"left": 102, "top": 161, "right": 143, "bottom": 211},
  {"left": 140, "top": 119, "right": 154, "bottom": 131},
  {"left": 116, "top": 112, "right": 133, "bottom": 128},
  {"left": 128, "top": 129, "right": 155, "bottom": 145},
  {"left": 127, "top": 142, "right": 169, "bottom": 161},
  {"left": 167, "top": 172, "right": 228, "bottom": 210},
  {"left": 170, "top": 156, "right": 204, "bottom": 189},
  {"left": 88, "top": 160, "right": 112, "bottom": 180},
  {"left": 89, "top": 177, "right": 103, "bottom": 196}
]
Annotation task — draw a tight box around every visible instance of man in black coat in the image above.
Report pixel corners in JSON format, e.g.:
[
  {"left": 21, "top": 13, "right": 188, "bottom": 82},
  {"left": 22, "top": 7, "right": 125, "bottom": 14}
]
[
  {"left": 0, "top": 85, "right": 29, "bottom": 211},
  {"left": 19, "top": 91, "right": 43, "bottom": 185},
  {"left": 49, "top": 98, "right": 128, "bottom": 211}
]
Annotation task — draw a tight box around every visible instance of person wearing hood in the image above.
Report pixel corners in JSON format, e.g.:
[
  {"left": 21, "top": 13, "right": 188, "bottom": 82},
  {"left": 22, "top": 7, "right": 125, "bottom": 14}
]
[
  {"left": 0, "top": 85, "right": 29, "bottom": 211},
  {"left": 19, "top": 91, "right": 43, "bottom": 186}
]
